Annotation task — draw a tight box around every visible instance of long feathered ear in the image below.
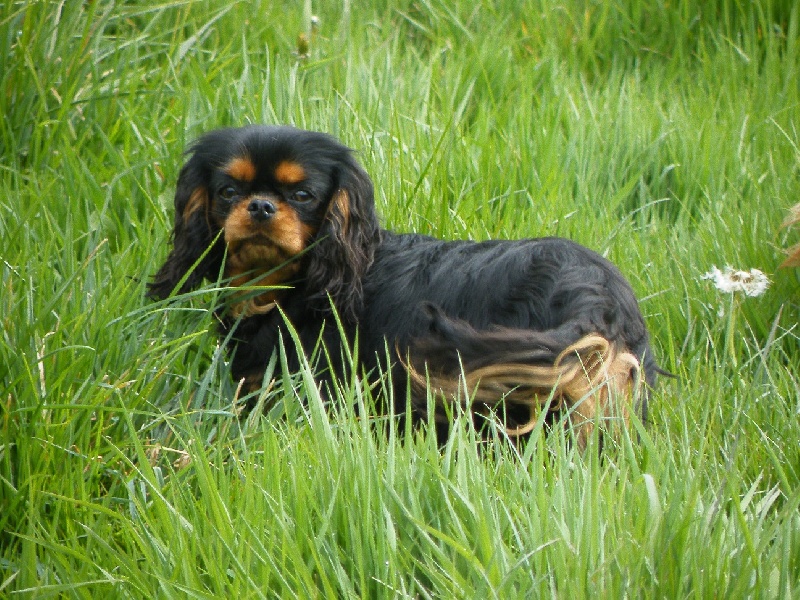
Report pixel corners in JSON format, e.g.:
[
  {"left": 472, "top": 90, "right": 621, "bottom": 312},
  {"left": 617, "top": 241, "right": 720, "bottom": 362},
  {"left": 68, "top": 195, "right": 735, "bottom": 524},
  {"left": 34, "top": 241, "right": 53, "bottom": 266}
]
[
  {"left": 304, "top": 158, "right": 381, "bottom": 320},
  {"left": 147, "top": 154, "right": 223, "bottom": 300}
]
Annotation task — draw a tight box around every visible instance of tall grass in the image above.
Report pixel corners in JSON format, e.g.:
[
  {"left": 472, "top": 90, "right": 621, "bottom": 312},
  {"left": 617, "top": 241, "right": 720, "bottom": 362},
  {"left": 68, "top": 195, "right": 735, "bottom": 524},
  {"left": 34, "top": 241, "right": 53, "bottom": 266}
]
[{"left": 2, "top": 0, "right": 799, "bottom": 597}]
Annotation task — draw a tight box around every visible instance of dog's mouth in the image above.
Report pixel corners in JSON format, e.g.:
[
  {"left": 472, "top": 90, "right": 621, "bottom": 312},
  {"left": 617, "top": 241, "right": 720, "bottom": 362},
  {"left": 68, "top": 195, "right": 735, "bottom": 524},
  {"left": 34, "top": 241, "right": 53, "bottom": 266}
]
[
  {"left": 222, "top": 231, "right": 303, "bottom": 317},
  {"left": 224, "top": 220, "right": 290, "bottom": 250},
  {"left": 229, "top": 232, "right": 278, "bottom": 249},
  {"left": 224, "top": 217, "right": 310, "bottom": 255},
  {"left": 225, "top": 234, "right": 293, "bottom": 270}
]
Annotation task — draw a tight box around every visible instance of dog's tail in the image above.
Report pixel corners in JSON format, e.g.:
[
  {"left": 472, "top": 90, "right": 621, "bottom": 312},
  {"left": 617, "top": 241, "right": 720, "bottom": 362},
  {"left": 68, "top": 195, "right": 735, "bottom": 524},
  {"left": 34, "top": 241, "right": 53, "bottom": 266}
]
[{"left": 403, "top": 304, "right": 644, "bottom": 449}]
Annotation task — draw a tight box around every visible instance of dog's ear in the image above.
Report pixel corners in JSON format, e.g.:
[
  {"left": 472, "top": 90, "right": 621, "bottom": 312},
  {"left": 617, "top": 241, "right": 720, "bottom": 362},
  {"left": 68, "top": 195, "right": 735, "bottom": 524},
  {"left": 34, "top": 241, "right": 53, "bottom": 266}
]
[
  {"left": 148, "top": 153, "right": 223, "bottom": 300},
  {"left": 304, "top": 158, "right": 380, "bottom": 320}
]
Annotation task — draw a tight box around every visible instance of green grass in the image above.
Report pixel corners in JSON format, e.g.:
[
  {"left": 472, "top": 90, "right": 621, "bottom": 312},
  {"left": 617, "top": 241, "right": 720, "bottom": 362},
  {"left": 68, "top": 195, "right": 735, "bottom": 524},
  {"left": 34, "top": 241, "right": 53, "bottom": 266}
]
[{"left": 2, "top": 0, "right": 799, "bottom": 596}]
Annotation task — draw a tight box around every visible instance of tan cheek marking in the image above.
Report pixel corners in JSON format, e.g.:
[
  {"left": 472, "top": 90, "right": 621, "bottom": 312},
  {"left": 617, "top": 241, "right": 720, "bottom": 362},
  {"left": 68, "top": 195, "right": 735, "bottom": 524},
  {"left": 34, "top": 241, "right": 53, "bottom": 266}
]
[
  {"left": 223, "top": 203, "right": 254, "bottom": 247},
  {"left": 223, "top": 205, "right": 313, "bottom": 317},
  {"left": 222, "top": 201, "right": 317, "bottom": 257},
  {"left": 224, "top": 157, "right": 257, "bottom": 182},
  {"left": 270, "top": 207, "right": 315, "bottom": 255},
  {"left": 274, "top": 161, "right": 306, "bottom": 185},
  {"left": 182, "top": 187, "right": 208, "bottom": 222}
]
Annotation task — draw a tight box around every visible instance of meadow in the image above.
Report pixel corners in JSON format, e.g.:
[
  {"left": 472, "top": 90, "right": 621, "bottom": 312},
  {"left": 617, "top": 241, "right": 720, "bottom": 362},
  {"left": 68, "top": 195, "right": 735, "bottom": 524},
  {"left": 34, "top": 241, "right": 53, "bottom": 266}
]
[{"left": 1, "top": 0, "right": 799, "bottom": 597}]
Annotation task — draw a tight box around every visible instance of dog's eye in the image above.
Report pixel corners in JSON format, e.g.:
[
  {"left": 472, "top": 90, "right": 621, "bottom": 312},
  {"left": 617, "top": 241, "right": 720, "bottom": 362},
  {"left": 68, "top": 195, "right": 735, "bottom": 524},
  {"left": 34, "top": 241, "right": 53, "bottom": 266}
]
[
  {"left": 292, "top": 190, "right": 314, "bottom": 203},
  {"left": 219, "top": 186, "right": 238, "bottom": 200}
]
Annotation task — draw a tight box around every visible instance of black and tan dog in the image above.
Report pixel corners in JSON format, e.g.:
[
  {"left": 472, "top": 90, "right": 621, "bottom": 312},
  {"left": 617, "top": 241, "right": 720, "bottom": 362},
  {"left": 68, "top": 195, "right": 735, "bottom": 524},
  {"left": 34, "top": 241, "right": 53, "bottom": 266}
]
[{"left": 149, "top": 125, "right": 660, "bottom": 446}]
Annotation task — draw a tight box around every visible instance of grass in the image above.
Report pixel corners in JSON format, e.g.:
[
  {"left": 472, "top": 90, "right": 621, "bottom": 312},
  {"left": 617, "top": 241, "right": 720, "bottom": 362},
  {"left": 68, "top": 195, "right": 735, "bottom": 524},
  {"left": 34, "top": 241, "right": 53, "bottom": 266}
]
[{"left": 1, "top": 0, "right": 799, "bottom": 596}]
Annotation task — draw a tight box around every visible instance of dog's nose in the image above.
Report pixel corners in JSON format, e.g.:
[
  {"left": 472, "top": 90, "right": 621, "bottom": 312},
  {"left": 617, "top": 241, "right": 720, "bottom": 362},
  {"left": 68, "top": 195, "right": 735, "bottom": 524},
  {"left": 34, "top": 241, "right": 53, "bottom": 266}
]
[{"left": 247, "top": 198, "right": 277, "bottom": 222}]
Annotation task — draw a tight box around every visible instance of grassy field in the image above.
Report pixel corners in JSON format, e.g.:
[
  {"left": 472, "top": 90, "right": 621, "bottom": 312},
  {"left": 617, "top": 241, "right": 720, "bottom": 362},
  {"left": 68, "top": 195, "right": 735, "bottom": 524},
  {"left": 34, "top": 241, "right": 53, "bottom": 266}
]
[{"left": 2, "top": 0, "right": 799, "bottom": 597}]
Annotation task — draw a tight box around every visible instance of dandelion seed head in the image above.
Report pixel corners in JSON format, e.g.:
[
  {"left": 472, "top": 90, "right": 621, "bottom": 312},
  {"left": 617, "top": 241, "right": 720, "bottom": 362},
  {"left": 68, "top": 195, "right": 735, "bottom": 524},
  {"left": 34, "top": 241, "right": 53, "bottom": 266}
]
[{"left": 702, "top": 265, "right": 770, "bottom": 297}]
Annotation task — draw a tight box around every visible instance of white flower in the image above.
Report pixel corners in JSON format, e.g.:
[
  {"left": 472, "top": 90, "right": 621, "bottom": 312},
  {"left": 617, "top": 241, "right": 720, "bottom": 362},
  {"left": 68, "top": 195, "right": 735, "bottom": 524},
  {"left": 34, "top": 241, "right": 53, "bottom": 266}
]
[{"left": 702, "top": 266, "right": 770, "bottom": 297}]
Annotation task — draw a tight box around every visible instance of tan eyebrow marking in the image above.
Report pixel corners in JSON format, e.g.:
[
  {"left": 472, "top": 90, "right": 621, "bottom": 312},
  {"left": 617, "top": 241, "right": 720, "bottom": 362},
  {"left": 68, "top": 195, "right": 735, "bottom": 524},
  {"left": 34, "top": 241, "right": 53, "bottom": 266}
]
[
  {"left": 223, "top": 156, "right": 257, "bottom": 182},
  {"left": 274, "top": 160, "right": 306, "bottom": 185}
]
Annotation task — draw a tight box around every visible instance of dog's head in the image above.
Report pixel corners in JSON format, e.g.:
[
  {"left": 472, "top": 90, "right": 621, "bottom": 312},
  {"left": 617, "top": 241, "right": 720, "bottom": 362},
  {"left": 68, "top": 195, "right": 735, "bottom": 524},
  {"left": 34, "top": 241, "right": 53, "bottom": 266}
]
[{"left": 148, "top": 125, "right": 380, "bottom": 319}]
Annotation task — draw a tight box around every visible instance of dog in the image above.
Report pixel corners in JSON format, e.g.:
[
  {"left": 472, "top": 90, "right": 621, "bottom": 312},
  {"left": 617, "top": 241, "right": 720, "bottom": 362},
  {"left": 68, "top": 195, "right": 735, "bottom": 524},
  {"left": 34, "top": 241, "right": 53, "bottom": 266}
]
[{"left": 149, "top": 125, "right": 660, "bottom": 447}]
